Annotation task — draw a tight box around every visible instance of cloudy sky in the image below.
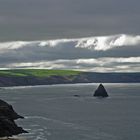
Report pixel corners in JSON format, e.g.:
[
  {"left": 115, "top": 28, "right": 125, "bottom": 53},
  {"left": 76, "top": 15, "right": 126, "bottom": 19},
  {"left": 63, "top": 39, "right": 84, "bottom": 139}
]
[
  {"left": 0, "top": 0, "right": 140, "bottom": 40},
  {"left": 0, "top": 0, "right": 140, "bottom": 72}
]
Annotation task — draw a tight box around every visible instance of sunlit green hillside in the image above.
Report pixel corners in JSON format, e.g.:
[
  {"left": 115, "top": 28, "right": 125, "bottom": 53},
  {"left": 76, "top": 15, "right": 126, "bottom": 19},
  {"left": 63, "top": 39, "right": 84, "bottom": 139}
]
[{"left": 0, "top": 69, "right": 81, "bottom": 77}]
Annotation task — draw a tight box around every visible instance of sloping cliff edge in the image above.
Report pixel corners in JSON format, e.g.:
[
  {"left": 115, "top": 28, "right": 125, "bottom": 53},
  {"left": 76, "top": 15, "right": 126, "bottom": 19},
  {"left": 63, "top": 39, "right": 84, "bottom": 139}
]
[{"left": 0, "top": 72, "right": 140, "bottom": 87}]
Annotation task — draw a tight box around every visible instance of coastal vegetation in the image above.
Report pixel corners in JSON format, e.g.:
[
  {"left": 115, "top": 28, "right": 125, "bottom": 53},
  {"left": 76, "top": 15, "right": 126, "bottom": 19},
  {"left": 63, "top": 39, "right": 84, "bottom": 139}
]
[
  {"left": 0, "top": 69, "right": 81, "bottom": 77},
  {"left": 0, "top": 69, "right": 139, "bottom": 87}
]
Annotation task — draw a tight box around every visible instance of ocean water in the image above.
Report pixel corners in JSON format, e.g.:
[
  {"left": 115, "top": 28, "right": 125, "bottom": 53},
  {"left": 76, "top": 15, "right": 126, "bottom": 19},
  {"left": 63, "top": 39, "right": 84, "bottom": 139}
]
[{"left": 0, "top": 83, "right": 140, "bottom": 140}]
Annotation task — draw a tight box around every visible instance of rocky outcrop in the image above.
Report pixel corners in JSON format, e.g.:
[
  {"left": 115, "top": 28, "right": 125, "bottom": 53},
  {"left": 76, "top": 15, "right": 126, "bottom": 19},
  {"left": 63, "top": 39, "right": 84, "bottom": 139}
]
[
  {"left": 93, "top": 84, "right": 109, "bottom": 97},
  {"left": 0, "top": 99, "right": 28, "bottom": 138},
  {"left": 0, "top": 99, "right": 24, "bottom": 120}
]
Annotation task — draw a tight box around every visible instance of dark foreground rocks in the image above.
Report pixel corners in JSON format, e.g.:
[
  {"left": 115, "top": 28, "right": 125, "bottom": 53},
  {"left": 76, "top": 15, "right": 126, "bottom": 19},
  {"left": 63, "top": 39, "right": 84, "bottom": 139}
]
[
  {"left": 0, "top": 99, "right": 28, "bottom": 138},
  {"left": 93, "top": 84, "right": 109, "bottom": 97}
]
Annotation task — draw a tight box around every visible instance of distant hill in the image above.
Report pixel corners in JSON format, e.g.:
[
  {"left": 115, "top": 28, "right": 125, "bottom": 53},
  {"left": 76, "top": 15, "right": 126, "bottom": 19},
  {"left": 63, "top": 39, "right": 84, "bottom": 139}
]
[{"left": 0, "top": 69, "right": 140, "bottom": 87}]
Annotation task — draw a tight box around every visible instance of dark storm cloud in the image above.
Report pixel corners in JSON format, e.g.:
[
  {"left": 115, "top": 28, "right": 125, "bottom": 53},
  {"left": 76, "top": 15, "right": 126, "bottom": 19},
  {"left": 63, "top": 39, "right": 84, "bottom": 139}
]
[{"left": 0, "top": 0, "right": 140, "bottom": 40}]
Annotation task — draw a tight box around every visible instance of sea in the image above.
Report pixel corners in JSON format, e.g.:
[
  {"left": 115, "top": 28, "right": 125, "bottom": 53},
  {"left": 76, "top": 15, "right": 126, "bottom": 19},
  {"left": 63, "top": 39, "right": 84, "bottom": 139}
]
[{"left": 0, "top": 83, "right": 140, "bottom": 140}]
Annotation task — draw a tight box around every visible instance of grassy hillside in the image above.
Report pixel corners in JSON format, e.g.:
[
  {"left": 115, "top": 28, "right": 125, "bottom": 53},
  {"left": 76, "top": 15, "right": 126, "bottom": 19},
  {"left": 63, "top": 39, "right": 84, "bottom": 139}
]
[
  {"left": 0, "top": 69, "right": 81, "bottom": 77},
  {"left": 0, "top": 70, "right": 139, "bottom": 87}
]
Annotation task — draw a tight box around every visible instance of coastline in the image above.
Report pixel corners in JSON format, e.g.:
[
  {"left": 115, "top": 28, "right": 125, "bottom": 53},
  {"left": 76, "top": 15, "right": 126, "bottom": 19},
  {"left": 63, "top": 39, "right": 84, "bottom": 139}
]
[
  {"left": 0, "top": 72, "right": 140, "bottom": 87},
  {"left": 1, "top": 82, "right": 140, "bottom": 90}
]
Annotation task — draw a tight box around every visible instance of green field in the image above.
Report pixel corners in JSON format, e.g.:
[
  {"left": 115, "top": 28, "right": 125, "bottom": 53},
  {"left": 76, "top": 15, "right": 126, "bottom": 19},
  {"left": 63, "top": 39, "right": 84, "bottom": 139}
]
[{"left": 0, "top": 69, "right": 81, "bottom": 77}]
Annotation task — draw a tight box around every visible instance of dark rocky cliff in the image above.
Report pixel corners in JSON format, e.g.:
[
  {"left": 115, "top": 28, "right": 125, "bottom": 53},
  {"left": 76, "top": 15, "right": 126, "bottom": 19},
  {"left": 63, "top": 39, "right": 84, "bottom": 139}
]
[{"left": 0, "top": 99, "right": 28, "bottom": 138}]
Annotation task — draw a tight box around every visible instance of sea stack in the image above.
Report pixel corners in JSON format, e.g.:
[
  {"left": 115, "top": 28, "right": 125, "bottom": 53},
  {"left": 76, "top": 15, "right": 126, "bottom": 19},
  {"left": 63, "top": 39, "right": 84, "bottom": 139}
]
[
  {"left": 93, "top": 84, "right": 109, "bottom": 97},
  {"left": 0, "top": 99, "right": 28, "bottom": 139}
]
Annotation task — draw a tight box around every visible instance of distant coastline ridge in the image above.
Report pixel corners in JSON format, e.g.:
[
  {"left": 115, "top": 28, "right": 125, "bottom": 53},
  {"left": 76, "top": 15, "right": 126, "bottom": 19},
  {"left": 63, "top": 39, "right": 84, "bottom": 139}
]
[{"left": 0, "top": 69, "right": 139, "bottom": 87}]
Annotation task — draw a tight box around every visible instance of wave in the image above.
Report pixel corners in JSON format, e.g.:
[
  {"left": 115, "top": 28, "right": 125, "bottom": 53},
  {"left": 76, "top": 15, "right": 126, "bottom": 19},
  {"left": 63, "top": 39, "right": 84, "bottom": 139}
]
[{"left": 21, "top": 115, "right": 89, "bottom": 140}]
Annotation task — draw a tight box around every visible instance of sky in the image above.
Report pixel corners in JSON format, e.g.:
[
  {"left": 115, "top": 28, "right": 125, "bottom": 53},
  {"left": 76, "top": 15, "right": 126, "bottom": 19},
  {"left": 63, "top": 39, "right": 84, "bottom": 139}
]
[
  {"left": 0, "top": 0, "right": 140, "bottom": 72},
  {"left": 0, "top": 0, "right": 140, "bottom": 40}
]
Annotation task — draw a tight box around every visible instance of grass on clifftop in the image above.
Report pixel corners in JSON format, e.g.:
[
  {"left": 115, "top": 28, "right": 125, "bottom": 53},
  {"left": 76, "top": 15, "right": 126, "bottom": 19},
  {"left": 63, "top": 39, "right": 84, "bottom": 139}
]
[{"left": 0, "top": 69, "right": 81, "bottom": 77}]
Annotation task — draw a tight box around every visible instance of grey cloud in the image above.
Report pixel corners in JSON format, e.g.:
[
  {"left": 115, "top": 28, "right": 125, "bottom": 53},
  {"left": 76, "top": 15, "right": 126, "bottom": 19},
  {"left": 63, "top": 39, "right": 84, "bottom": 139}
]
[
  {"left": 0, "top": 0, "right": 140, "bottom": 40},
  {"left": 0, "top": 34, "right": 140, "bottom": 69},
  {"left": 6, "top": 57, "right": 140, "bottom": 72},
  {"left": 0, "top": 0, "right": 139, "bottom": 72}
]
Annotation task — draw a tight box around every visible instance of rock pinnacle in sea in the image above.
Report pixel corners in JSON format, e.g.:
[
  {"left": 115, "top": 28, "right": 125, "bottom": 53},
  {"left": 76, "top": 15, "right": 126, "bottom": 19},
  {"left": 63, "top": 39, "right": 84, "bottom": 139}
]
[{"left": 93, "top": 84, "right": 109, "bottom": 97}]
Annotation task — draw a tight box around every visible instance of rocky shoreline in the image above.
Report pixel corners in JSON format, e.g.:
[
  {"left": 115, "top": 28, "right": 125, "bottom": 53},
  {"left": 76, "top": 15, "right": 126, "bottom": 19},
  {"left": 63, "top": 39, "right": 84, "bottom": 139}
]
[{"left": 0, "top": 99, "right": 28, "bottom": 139}]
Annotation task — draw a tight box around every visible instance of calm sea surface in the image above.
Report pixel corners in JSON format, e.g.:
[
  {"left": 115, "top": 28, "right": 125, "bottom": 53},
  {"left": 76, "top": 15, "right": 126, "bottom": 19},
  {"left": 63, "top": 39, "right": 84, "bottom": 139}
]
[{"left": 0, "top": 83, "right": 140, "bottom": 140}]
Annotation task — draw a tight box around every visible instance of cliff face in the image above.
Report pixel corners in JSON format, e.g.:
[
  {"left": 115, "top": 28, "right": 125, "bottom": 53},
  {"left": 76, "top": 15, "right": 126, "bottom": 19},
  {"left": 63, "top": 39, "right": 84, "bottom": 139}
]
[
  {"left": 0, "top": 74, "right": 90, "bottom": 87},
  {"left": 0, "top": 99, "right": 28, "bottom": 138},
  {"left": 0, "top": 76, "right": 75, "bottom": 87},
  {"left": 0, "top": 73, "right": 140, "bottom": 87}
]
